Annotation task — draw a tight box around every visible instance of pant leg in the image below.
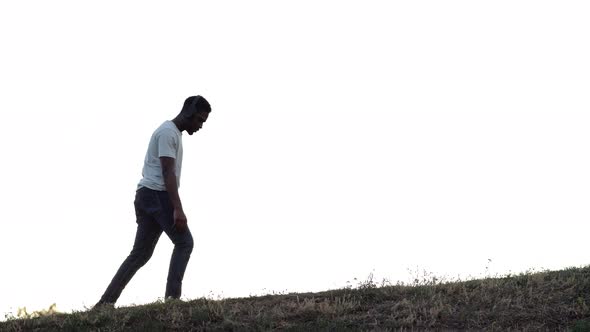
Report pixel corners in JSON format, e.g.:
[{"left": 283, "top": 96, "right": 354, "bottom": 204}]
[
  {"left": 154, "top": 190, "right": 194, "bottom": 299},
  {"left": 98, "top": 188, "right": 164, "bottom": 304}
]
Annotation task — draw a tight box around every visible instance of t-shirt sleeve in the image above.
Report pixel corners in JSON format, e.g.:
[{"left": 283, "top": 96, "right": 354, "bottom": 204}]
[{"left": 157, "top": 130, "right": 178, "bottom": 159}]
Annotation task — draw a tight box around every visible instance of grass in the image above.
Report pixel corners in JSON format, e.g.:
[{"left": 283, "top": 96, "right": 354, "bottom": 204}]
[{"left": 3, "top": 265, "right": 590, "bottom": 331}]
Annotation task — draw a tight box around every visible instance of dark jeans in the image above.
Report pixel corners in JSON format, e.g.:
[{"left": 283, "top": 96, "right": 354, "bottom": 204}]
[{"left": 98, "top": 187, "right": 194, "bottom": 304}]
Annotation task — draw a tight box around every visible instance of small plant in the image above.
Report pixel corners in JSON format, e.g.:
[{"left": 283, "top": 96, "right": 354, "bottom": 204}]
[
  {"left": 357, "top": 271, "right": 378, "bottom": 290},
  {"left": 16, "top": 303, "right": 60, "bottom": 319}
]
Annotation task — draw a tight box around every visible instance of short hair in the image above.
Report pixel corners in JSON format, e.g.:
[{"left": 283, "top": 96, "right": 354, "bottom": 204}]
[{"left": 181, "top": 95, "right": 211, "bottom": 118}]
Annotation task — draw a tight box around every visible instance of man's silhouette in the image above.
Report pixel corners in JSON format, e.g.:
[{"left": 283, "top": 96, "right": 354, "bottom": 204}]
[{"left": 95, "top": 96, "right": 211, "bottom": 308}]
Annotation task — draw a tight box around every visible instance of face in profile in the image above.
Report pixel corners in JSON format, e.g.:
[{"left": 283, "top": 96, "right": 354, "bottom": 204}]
[{"left": 187, "top": 112, "right": 209, "bottom": 135}]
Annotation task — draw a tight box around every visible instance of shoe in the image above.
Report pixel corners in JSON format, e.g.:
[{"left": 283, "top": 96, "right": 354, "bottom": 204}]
[
  {"left": 164, "top": 296, "right": 183, "bottom": 304},
  {"left": 91, "top": 301, "right": 115, "bottom": 311}
]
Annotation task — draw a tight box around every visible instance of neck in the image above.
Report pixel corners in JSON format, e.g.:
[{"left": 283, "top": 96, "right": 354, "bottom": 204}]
[{"left": 172, "top": 118, "right": 184, "bottom": 132}]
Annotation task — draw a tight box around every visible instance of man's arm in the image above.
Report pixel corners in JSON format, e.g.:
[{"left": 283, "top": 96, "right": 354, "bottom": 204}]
[{"left": 160, "top": 156, "right": 188, "bottom": 232}]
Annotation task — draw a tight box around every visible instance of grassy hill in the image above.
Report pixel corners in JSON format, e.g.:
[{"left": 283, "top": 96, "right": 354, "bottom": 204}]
[{"left": 3, "top": 265, "right": 590, "bottom": 331}]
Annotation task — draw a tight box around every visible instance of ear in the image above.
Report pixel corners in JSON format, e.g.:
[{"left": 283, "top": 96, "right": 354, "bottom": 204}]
[{"left": 182, "top": 111, "right": 194, "bottom": 120}]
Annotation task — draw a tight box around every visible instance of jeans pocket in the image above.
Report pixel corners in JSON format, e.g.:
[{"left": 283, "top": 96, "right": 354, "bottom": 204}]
[{"left": 135, "top": 188, "right": 162, "bottom": 221}]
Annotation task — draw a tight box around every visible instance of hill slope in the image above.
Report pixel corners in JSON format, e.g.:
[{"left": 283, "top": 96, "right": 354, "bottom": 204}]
[{"left": 3, "top": 266, "right": 590, "bottom": 331}]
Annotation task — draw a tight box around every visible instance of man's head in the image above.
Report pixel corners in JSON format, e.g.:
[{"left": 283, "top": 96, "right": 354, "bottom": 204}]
[{"left": 178, "top": 95, "right": 211, "bottom": 135}]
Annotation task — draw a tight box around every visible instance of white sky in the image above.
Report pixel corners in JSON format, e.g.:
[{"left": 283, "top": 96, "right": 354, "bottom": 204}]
[{"left": 1, "top": 0, "right": 589, "bottom": 319}]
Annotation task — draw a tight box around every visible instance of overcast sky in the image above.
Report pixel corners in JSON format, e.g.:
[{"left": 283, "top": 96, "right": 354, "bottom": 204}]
[{"left": 1, "top": 0, "right": 589, "bottom": 319}]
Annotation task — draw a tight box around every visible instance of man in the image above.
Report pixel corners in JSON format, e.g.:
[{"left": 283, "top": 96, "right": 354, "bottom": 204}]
[{"left": 95, "top": 95, "right": 211, "bottom": 308}]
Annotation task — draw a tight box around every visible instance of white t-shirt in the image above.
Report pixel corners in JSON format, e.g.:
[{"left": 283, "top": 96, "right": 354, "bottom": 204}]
[{"left": 137, "top": 120, "right": 183, "bottom": 191}]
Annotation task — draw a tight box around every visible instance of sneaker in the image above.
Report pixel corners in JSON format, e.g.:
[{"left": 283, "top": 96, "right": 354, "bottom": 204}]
[
  {"left": 91, "top": 301, "right": 115, "bottom": 311},
  {"left": 164, "top": 296, "right": 183, "bottom": 304}
]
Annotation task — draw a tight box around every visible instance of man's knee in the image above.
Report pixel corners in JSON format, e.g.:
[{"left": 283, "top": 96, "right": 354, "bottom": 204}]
[
  {"left": 170, "top": 230, "right": 193, "bottom": 251},
  {"left": 138, "top": 252, "right": 154, "bottom": 267},
  {"left": 130, "top": 247, "right": 155, "bottom": 266},
  {"left": 182, "top": 233, "right": 194, "bottom": 252},
  {"left": 187, "top": 235, "right": 194, "bottom": 251}
]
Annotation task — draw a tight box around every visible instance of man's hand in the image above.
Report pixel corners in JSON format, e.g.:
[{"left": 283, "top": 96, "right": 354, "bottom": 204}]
[{"left": 173, "top": 208, "right": 188, "bottom": 233}]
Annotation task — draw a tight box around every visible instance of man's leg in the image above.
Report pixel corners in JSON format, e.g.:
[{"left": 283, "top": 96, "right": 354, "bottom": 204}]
[
  {"left": 97, "top": 190, "right": 164, "bottom": 305},
  {"left": 154, "top": 191, "right": 194, "bottom": 300},
  {"left": 163, "top": 226, "right": 194, "bottom": 299}
]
